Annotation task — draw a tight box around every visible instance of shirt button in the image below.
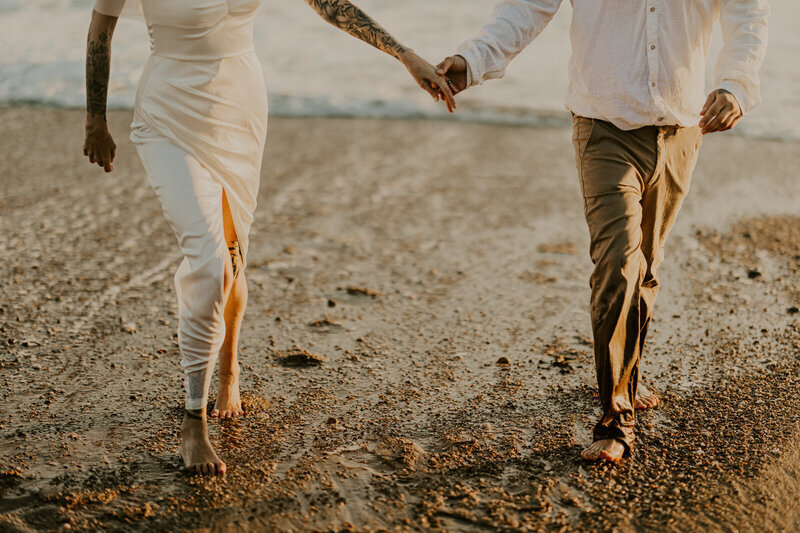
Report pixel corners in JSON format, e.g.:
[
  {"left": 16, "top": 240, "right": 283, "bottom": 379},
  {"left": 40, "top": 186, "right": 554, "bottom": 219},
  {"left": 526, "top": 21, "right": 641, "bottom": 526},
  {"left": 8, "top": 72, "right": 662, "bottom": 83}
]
[
  {"left": 657, "top": 117, "right": 664, "bottom": 122},
  {"left": 650, "top": 6, "right": 655, "bottom": 12},
  {"left": 651, "top": 82, "right": 656, "bottom": 87},
  {"left": 650, "top": 45, "right": 656, "bottom": 50}
]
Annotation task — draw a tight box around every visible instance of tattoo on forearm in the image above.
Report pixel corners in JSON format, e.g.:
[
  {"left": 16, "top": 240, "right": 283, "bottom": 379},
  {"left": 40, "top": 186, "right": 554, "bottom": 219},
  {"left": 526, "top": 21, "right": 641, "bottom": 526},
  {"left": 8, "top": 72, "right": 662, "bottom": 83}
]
[
  {"left": 304, "top": 0, "right": 408, "bottom": 59},
  {"left": 86, "top": 30, "right": 112, "bottom": 119}
]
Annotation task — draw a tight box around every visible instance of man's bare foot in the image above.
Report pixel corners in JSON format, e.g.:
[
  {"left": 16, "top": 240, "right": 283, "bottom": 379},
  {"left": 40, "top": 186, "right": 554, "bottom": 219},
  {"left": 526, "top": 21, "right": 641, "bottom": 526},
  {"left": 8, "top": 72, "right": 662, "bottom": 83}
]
[
  {"left": 211, "top": 373, "right": 244, "bottom": 419},
  {"left": 635, "top": 382, "right": 659, "bottom": 410},
  {"left": 180, "top": 411, "right": 226, "bottom": 475},
  {"left": 581, "top": 439, "right": 627, "bottom": 462}
]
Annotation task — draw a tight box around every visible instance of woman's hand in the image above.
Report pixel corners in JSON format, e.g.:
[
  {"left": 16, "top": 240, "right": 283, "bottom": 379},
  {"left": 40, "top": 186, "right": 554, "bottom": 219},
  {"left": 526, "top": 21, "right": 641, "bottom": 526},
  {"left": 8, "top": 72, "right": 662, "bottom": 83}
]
[
  {"left": 83, "top": 116, "right": 117, "bottom": 173},
  {"left": 84, "top": 11, "right": 119, "bottom": 172},
  {"left": 399, "top": 50, "right": 457, "bottom": 113}
]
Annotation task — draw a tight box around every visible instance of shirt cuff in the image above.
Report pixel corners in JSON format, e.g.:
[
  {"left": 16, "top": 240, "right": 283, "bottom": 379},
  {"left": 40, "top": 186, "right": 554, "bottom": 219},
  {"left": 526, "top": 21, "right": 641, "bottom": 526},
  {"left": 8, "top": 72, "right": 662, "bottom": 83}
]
[
  {"left": 455, "top": 46, "right": 482, "bottom": 87},
  {"left": 717, "top": 80, "right": 748, "bottom": 116}
]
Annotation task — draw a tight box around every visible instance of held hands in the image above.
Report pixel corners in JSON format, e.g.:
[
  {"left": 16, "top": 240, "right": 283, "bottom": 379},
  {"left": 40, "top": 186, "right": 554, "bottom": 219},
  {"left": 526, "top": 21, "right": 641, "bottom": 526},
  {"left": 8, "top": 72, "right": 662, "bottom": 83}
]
[
  {"left": 399, "top": 50, "right": 457, "bottom": 113},
  {"left": 83, "top": 116, "right": 117, "bottom": 173},
  {"left": 435, "top": 55, "right": 468, "bottom": 95},
  {"left": 403, "top": 52, "right": 469, "bottom": 112},
  {"left": 699, "top": 89, "right": 742, "bottom": 134}
]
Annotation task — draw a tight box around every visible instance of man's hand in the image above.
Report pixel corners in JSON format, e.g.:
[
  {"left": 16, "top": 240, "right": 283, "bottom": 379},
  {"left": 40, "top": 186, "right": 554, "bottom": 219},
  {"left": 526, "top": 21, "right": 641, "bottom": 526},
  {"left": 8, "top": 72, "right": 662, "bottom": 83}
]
[
  {"left": 435, "top": 55, "right": 469, "bottom": 95},
  {"left": 699, "top": 89, "right": 742, "bottom": 134}
]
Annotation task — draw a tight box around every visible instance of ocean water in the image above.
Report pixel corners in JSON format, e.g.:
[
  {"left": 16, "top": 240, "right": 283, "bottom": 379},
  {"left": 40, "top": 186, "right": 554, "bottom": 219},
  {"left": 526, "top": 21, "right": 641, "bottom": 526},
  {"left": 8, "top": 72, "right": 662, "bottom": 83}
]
[{"left": 0, "top": 0, "right": 797, "bottom": 140}]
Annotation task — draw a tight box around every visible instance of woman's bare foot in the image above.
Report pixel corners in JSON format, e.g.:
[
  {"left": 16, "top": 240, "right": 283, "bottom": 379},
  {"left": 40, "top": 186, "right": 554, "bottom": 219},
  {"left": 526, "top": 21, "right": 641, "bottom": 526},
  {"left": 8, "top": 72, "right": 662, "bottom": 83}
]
[
  {"left": 581, "top": 439, "right": 626, "bottom": 462},
  {"left": 635, "top": 382, "right": 659, "bottom": 410},
  {"left": 180, "top": 411, "right": 227, "bottom": 475},
  {"left": 211, "top": 373, "right": 244, "bottom": 419}
]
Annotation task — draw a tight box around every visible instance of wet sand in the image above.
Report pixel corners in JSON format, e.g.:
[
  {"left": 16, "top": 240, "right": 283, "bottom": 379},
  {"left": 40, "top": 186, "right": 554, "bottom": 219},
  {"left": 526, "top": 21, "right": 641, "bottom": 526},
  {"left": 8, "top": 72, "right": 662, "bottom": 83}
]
[{"left": 1, "top": 107, "right": 800, "bottom": 532}]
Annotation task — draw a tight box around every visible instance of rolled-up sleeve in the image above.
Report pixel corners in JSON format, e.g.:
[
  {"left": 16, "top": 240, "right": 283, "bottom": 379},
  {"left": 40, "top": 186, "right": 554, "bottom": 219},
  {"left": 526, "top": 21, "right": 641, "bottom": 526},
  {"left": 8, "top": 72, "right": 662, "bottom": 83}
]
[
  {"left": 93, "top": 0, "right": 126, "bottom": 17},
  {"left": 715, "top": 0, "right": 769, "bottom": 114},
  {"left": 456, "top": 0, "right": 563, "bottom": 87}
]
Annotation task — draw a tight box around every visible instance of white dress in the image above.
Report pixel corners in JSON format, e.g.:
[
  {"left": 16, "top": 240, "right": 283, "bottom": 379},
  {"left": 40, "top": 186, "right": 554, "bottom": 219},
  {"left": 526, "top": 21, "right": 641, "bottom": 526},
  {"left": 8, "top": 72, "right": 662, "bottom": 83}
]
[{"left": 94, "top": 0, "right": 268, "bottom": 410}]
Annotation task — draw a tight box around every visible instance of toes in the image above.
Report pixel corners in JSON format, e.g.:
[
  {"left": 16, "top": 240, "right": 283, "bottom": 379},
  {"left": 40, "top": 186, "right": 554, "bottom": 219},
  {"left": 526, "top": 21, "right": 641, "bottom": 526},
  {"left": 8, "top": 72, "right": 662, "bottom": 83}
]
[
  {"left": 210, "top": 406, "right": 245, "bottom": 419},
  {"left": 635, "top": 395, "right": 659, "bottom": 410},
  {"left": 187, "top": 462, "right": 226, "bottom": 475},
  {"left": 212, "top": 408, "right": 244, "bottom": 418},
  {"left": 581, "top": 448, "right": 600, "bottom": 461}
]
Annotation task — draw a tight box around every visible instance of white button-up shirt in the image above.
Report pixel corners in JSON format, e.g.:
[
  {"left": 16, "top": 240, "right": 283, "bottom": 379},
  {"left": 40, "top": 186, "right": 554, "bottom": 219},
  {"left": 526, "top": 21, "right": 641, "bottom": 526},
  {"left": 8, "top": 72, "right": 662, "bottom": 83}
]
[{"left": 457, "top": 0, "right": 769, "bottom": 130}]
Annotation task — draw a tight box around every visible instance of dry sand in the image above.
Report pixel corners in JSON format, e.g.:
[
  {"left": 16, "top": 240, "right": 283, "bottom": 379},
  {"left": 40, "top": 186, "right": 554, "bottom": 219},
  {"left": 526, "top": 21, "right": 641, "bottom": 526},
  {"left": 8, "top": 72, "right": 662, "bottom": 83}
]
[{"left": 1, "top": 107, "right": 800, "bottom": 532}]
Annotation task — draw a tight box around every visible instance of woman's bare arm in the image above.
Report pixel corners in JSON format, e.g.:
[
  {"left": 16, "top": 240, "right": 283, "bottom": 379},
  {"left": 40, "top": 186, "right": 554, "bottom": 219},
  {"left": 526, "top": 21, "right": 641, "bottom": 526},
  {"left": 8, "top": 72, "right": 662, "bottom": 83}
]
[
  {"left": 304, "top": 0, "right": 407, "bottom": 59},
  {"left": 303, "top": 0, "right": 457, "bottom": 111},
  {"left": 84, "top": 10, "right": 119, "bottom": 172}
]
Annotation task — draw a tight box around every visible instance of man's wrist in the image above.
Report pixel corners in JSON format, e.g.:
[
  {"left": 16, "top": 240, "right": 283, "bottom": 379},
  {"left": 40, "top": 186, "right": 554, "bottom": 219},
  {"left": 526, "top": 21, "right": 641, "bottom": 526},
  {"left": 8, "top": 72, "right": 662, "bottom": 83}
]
[
  {"left": 455, "top": 53, "right": 474, "bottom": 87},
  {"left": 716, "top": 81, "right": 747, "bottom": 116},
  {"left": 717, "top": 88, "right": 742, "bottom": 116}
]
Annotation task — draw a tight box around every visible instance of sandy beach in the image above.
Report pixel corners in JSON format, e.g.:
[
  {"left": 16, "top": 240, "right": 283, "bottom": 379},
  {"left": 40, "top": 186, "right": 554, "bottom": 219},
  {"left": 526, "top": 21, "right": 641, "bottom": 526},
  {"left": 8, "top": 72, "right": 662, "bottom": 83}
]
[{"left": 1, "top": 107, "right": 800, "bottom": 531}]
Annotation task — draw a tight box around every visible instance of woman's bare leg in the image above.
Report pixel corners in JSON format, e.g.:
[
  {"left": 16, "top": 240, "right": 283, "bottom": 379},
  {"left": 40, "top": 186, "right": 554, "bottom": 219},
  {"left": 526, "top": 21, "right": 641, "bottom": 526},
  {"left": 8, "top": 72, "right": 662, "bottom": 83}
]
[
  {"left": 212, "top": 272, "right": 247, "bottom": 417},
  {"left": 212, "top": 190, "right": 247, "bottom": 418}
]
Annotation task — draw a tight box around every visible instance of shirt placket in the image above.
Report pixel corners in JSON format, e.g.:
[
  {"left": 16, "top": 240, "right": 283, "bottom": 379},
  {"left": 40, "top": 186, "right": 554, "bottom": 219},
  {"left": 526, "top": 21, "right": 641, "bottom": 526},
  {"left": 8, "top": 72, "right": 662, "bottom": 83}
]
[{"left": 646, "top": 0, "right": 667, "bottom": 124}]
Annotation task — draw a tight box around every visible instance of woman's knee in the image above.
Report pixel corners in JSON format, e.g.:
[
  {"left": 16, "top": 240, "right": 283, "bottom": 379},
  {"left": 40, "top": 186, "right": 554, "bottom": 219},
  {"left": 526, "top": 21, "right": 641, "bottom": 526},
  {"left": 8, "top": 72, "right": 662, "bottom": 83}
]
[
  {"left": 226, "top": 241, "right": 243, "bottom": 286},
  {"left": 221, "top": 251, "right": 235, "bottom": 295}
]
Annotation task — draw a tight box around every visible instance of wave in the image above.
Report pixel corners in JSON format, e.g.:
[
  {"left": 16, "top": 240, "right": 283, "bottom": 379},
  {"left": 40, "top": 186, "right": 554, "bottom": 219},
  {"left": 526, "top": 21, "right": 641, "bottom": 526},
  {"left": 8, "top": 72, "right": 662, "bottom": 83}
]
[
  {"left": 1, "top": 1, "right": 797, "bottom": 142},
  {"left": 3, "top": 91, "right": 796, "bottom": 143}
]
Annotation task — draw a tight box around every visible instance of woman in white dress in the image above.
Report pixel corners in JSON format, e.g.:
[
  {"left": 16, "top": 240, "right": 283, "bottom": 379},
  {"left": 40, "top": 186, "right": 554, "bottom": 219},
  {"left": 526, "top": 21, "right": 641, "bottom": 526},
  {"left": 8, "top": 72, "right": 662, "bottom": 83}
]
[{"left": 83, "top": 0, "right": 455, "bottom": 475}]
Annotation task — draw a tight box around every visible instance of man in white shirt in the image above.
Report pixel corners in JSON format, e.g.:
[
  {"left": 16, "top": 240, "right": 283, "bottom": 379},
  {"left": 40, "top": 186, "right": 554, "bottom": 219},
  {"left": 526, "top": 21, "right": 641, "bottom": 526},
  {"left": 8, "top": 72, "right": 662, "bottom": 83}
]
[{"left": 436, "top": 0, "right": 769, "bottom": 462}]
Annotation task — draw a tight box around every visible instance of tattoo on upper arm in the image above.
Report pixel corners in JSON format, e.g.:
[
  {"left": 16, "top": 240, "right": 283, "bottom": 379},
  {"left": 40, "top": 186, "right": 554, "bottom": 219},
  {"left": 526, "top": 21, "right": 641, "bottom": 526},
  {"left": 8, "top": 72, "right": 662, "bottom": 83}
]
[
  {"left": 304, "top": 0, "right": 408, "bottom": 58},
  {"left": 86, "top": 30, "right": 112, "bottom": 119}
]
